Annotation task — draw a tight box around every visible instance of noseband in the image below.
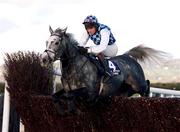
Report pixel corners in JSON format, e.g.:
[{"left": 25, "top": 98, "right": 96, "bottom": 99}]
[{"left": 44, "top": 49, "right": 56, "bottom": 62}]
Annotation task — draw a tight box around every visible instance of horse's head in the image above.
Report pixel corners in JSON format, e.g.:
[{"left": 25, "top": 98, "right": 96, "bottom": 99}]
[{"left": 41, "top": 26, "right": 68, "bottom": 65}]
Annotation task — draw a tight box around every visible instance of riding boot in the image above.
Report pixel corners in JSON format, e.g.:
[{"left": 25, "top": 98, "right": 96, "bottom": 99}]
[
  {"left": 97, "top": 53, "right": 112, "bottom": 77},
  {"left": 101, "top": 59, "right": 112, "bottom": 77}
]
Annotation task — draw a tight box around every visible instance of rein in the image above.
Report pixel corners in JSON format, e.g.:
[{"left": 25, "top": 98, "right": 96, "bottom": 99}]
[{"left": 44, "top": 49, "right": 56, "bottom": 62}]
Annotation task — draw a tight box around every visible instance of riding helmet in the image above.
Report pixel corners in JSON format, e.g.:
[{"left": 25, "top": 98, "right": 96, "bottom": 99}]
[{"left": 83, "top": 15, "right": 99, "bottom": 29}]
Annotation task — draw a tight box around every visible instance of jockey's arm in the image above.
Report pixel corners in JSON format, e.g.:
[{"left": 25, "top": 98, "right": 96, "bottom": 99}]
[
  {"left": 78, "top": 31, "right": 89, "bottom": 46},
  {"left": 88, "top": 28, "right": 110, "bottom": 54}
]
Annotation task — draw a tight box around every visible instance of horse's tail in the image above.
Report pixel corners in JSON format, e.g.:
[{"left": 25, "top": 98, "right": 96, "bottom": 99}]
[{"left": 125, "top": 44, "right": 171, "bottom": 64}]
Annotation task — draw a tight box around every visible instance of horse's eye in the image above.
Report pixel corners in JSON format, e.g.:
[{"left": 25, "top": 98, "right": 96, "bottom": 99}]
[{"left": 55, "top": 42, "right": 59, "bottom": 45}]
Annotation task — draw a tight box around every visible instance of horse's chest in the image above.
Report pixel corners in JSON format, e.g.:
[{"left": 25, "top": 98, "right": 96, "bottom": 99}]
[{"left": 62, "top": 74, "right": 86, "bottom": 92}]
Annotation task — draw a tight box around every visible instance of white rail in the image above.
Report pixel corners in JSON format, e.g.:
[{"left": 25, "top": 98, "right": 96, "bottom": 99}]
[
  {"left": 150, "top": 87, "right": 180, "bottom": 98},
  {"left": 2, "top": 82, "right": 10, "bottom": 132}
]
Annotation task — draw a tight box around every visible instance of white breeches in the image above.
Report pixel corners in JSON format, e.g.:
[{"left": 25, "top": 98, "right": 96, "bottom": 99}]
[{"left": 102, "top": 43, "right": 118, "bottom": 57}]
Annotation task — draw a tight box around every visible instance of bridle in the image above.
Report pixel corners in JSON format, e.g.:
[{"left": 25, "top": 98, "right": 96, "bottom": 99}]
[
  {"left": 43, "top": 33, "right": 62, "bottom": 62},
  {"left": 44, "top": 31, "right": 89, "bottom": 66}
]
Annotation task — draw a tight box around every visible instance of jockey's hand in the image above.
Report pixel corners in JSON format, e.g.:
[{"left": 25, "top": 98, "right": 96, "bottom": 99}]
[{"left": 78, "top": 46, "right": 88, "bottom": 54}]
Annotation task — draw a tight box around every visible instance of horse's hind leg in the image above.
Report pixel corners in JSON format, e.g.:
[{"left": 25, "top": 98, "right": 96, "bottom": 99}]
[
  {"left": 145, "top": 80, "right": 150, "bottom": 97},
  {"left": 125, "top": 75, "right": 150, "bottom": 97},
  {"left": 139, "top": 80, "right": 150, "bottom": 97}
]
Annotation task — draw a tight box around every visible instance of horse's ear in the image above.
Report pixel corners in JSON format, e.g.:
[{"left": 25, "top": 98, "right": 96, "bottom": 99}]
[
  {"left": 49, "top": 25, "right": 53, "bottom": 35},
  {"left": 62, "top": 27, "right": 68, "bottom": 34}
]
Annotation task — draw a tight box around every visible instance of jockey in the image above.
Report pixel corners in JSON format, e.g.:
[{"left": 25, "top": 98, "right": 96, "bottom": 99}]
[{"left": 78, "top": 15, "right": 118, "bottom": 77}]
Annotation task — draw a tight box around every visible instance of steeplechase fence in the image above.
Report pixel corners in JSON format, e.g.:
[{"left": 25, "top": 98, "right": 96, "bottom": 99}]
[{"left": 1, "top": 52, "right": 180, "bottom": 132}]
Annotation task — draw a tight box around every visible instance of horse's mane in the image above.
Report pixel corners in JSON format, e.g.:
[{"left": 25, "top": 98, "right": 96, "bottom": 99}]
[
  {"left": 54, "top": 28, "right": 79, "bottom": 46},
  {"left": 65, "top": 33, "right": 79, "bottom": 46}
]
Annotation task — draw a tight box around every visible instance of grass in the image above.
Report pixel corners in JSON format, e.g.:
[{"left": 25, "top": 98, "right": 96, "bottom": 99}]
[{"left": 150, "top": 83, "right": 180, "bottom": 90}]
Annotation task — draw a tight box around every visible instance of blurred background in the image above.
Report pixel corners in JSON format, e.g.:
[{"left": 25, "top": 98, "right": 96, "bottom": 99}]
[{"left": 0, "top": 0, "right": 180, "bottom": 89}]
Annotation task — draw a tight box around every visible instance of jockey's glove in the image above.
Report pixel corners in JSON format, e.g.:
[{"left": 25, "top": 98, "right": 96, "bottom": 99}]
[{"left": 78, "top": 46, "right": 88, "bottom": 54}]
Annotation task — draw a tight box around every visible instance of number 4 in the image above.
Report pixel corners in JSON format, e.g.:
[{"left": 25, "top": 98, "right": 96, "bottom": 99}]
[{"left": 108, "top": 61, "right": 116, "bottom": 72}]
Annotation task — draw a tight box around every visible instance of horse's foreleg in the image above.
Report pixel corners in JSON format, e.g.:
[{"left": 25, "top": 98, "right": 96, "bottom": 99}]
[
  {"left": 85, "top": 87, "right": 100, "bottom": 107},
  {"left": 52, "top": 89, "right": 66, "bottom": 115}
]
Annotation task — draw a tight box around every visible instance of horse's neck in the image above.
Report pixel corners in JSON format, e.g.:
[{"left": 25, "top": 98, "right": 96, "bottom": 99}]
[
  {"left": 61, "top": 37, "right": 97, "bottom": 78},
  {"left": 61, "top": 53, "right": 96, "bottom": 79},
  {"left": 65, "top": 40, "right": 79, "bottom": 58}
]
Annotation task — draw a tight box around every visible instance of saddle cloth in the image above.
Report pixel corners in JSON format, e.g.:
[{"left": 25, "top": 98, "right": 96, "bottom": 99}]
[{"left": 88, "top": 55, "right": 121, "bottom": 76}]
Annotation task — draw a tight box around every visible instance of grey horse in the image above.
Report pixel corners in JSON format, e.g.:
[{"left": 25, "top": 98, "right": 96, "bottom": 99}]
[{"left": 42, "top": 26, "right": 165, "bottom": 113}]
